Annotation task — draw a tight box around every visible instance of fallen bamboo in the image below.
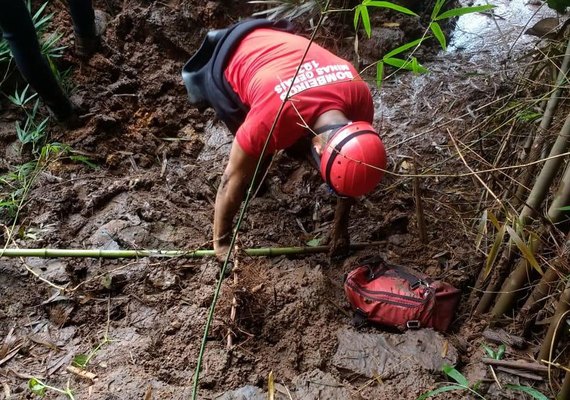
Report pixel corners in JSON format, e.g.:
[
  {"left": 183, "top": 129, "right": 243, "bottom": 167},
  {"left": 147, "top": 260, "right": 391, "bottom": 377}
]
[
  {"left": 481, "top": 358, "right": 549, "bottom": 374},
  {"left": 0, "top": 242, "right": 382, "bottom": 259}
]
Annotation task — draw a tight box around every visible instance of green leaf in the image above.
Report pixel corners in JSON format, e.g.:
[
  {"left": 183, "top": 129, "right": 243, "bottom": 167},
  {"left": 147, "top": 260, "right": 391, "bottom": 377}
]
[
  {"left": 354, "top": 5, "right": 361, "bottom": 31},
  {"left": 497, "top": 344, "right": 505, "bottom": 360},
  {"left": 361, "top": 5, "right": 372, "bottom": 38},
  {"left": 72, "top": 354, "right": 88, "bottom": 368},
  {"left": 306, "top": 238, "right": 322, "bottom": 247},
  {"left": 546, "top": 0, "right": 570, "bottom": 13},
  {"left": 435, "top": 5, "right": 495, "bottom": 20},
  {"left": 362, "top": 0, "right": 418, "bottom": 16},
  {"left": 484, "top": 223, "right": 506, "bottom": 279},
  {"left": 431, "top": 0, "right": 447, "bottom": 20},
  {"left": 28, "top": 378, "right": 47, "bottom": 396},
  {"left": 384, "top": 57, "right": 428, "bottom": 73},
  {"left": 559, "top": 205, "right": 570, "bottom": 211},
  {"left": 384, "top": 37, "right": 428, "bottom": 59},
  {"left": 429, "top": 22, "right": 446, "bottom": 51},
  {"left": 416, "top": 385, "right": 466, "bottom": 400},
  {"left": 442, "top": 364, "right": 469, "bottom": 386},
  {"left": 376, "top": 61, "right": 384, "bottom": 88},
  {"left": 410, "top": 57, "right": 421, "bottom": 74},
  {"left": 505, "top": 384, "right": 549, "bottom": 400},
  {"left": 482, "top": 344, "right": 496, "bottom": 359},
  {"left": 505, "top": 226, "right": 543, "bottom": 275}
]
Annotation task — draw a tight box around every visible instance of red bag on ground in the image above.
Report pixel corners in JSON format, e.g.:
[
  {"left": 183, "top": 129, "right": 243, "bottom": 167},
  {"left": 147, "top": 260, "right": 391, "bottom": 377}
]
[{"left": 344, "top": 257, "right": 461, "bottom": 332}]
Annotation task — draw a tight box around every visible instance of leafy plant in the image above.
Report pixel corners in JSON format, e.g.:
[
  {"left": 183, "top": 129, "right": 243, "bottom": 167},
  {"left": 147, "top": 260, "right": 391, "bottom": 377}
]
[
  {"left": 417, "top": 363, "right": 550, "bottom": 400},
  {"left": 354, "top": 0, "right": 496, "bottom": 86},
  {"left": 483, "top": 343, "right": 506, "bottom": 360},
  {"left": 28, "top": 377, "right": 75, "bottom": 399}
]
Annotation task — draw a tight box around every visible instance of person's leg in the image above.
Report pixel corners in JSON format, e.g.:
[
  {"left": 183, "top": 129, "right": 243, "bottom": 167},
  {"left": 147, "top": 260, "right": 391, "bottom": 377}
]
[
  {"left": 0, "top": 0, "right": 75, "bottom": 121},
  {"left": 67, "top": 0, "right": 97, "bottom": 39},
  {"left": 67, "top": 0, "right": 106, "bottom": 58}
]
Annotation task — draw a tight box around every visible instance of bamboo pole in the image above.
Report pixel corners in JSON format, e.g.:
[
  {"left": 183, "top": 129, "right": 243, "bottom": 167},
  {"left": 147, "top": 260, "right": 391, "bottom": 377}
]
[
  {"left": 538, "top": 282, "right": 570, "bottom": 363},
  {"left": 520, "top": 112, "right": 570, "bottom": 224},
  {"left": 515, "top": 36, "right": 570, "bottom": 204},
  {"left": 0, "top": 242, "right": 382, "bottom": 259},
  {"left": 558, "top": 370, "right": 570, "bottom": 400},
  {"left": 491, "top": 160, "right": 570, "bottom": 318},
  {"left": 475, "top": 112, "right": 570, "bottom": 315}
]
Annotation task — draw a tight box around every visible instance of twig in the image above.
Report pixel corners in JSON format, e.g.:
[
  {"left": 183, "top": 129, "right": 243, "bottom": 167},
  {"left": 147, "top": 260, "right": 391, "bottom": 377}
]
[
  {"left": 412, "top": 158, "right": 427, "bottom": 243},
  {"left": 496, "top": 366, "right": 543, "bottom": 381},
  {"left": 227, "top": 244, "right": 239, "bottom": 351},
  {"left": 481, "top": 358, "right": 549, "bottom": 373},
  {"left": 65, "top": 365, "right": 97, "bottom": 382}
]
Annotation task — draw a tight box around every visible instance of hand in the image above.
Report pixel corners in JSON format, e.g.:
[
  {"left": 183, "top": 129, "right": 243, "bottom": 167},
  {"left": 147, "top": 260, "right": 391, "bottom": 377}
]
[
  {"left": 214, "top": 240, "right": 231, "bottom": 263},
  {"left": 328, "top": 226, "right": 350, "bottom": 260}
]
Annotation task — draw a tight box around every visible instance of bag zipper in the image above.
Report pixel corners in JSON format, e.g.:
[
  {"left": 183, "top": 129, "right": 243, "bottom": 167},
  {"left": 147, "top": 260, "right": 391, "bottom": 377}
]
[{"left": 345, "top": 281, "right": 432, "bottom": 306}]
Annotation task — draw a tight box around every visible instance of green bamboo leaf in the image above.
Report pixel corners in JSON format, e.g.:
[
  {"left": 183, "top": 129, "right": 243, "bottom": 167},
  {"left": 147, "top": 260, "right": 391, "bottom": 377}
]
[
  {"left": 442, "top": 364, "right": 469, "bottom": 386},
  {"left": 505, "top": 384, "right": 549, "bottom": 400},
  {"left": 354, "top": 5, "right": 361, "bottom": 30},
  {"left": 376, "top": 61, "right": 384, "bottom": 88},
  {"left": 362, "top": 0, "right": 418, "bottom": 16},
  {"left": 487, "top": 211, "right": 501, "bottom": 231},
  {"left": 505, "top": 226, "right": 543, "bottom": 275},
  {"left": 482, "top": 344, "right": 496, "bottom": 359},
  {"left": 484, "top": 224, "right": 506, "bottom": 279},
  {"left": 384, "top": 57, "right": 428, "bottom": 73},
  {"left": 360, "top": 5, "right": 372, "bottom": 38},
  {"left": 497, "top": 344, "right": 505, "bottom": 360},
  {"left": 559, "top": 205, "right": 570, "bottom": 211},
  {"left": 384, "top": 37, "right": 428, "bottom": 59},
  {"left": 435, "top": 5, "right": 495, "bottom": 21},
  {"left": 416, "top": 384, "right": 466, "bottom": 400},
  {"left": 429, "top": 22, "right": 447, "bottom": 50},
  {"left": 431, "top": 0, "right": 447, "bottom": 20},
  {"left": 72, "top": 354, "right": 88, "bottom": 368}
]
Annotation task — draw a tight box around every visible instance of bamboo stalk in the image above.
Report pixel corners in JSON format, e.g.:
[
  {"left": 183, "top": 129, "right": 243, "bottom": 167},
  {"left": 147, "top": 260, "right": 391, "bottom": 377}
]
[
  {"left": 515, "top": 36, "right": 570, "bottom": 203},
  {"left": 491, "top": 160, "right": 570, "bottom": 318},
  {"left": 520, "top": 111, "right": 570, "bottom": 224},
  {"left": 557, "top": 370, "right": 570, "bottom": 400},
  {"left": 476, "top": 112, "right": 570, "bottom": 315},
  {"left": 538, "top": 282, "right": 570, "bottom": 363},
  {"left": 0, "top": 242, "right": 382, "bottom": 259}
]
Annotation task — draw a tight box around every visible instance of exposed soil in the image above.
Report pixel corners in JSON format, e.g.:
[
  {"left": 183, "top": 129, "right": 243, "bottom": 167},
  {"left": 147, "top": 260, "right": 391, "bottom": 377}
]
[{"left": 0, "top": 1, "right": 559, "bottom": 399}]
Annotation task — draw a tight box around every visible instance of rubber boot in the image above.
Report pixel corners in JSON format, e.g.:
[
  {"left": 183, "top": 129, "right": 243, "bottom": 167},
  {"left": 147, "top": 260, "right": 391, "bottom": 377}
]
[{"left": 75, "top": 10, "right": 107, "bottom": 59}]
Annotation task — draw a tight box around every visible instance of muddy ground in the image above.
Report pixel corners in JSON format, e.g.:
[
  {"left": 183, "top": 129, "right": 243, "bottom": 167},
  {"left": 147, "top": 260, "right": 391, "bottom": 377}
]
[{"left": 0, "top": 1, "right": 559, "bottom": 399}]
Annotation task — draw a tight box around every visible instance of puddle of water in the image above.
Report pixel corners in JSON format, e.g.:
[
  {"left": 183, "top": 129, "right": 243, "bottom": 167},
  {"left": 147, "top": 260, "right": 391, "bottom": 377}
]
[{"left": 449, "top": 0, "right": 557, "bottom": 58}]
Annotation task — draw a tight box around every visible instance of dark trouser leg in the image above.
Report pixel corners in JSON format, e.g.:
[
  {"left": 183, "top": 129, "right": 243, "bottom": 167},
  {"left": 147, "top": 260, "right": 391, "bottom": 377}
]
[
  {"left": 0, "top": 0, "right": 73, "bottom": 119},
  {"left": 67, "top": 0, "right": 96, "bottom": 39}
]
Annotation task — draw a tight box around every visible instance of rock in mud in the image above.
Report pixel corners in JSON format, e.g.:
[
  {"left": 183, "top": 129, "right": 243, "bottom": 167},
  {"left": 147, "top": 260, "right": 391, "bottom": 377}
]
[
  {"left": 333, "top": 328, "right": 457, "bottom": 378},
  {"left": 216, "top": 385, "right": 265, "bottom": 400}
]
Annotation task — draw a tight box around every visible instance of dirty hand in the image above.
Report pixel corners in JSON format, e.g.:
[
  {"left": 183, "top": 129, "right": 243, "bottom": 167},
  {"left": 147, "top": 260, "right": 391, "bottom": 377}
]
[
  {"left": 328, "top": 225, "right": 350, "bottom": 260},
  {"left": 214, "top": 241, "right": 231, "bottom": 263}
]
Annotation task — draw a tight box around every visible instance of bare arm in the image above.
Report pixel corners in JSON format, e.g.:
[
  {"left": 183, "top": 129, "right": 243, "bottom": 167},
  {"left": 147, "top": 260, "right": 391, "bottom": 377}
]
[
  {"left": 213, "top": 139, "right": 260, "bottom": 260},
  {"left": 330, "top": 196, "right": 354, "bottom": 258}
]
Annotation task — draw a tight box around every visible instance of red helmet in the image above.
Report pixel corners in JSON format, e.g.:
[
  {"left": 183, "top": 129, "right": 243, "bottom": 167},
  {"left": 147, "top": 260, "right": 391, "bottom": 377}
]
[{"left": 318, "top": 122, "right": 386, "bottom": 197}]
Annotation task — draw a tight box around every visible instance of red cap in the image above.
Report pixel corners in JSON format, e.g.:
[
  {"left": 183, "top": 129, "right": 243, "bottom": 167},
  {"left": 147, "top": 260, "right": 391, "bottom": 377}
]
[{"left": 319, "top": 122, "right": 386, "bottom": 197}]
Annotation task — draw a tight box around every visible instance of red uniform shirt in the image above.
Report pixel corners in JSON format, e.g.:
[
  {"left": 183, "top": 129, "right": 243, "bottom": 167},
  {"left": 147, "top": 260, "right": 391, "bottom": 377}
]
[{"left": 224, "top": 28, "right": 373, "bottom": 157}]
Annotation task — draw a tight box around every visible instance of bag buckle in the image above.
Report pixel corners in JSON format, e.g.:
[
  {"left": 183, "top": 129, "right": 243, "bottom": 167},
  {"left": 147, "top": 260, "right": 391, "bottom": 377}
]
[
  {"left": 411, "top": 279, "right": 429, "bottom": 290},
  {"left": 406, "top": 320, "right": 421, "bottom": 329}
]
